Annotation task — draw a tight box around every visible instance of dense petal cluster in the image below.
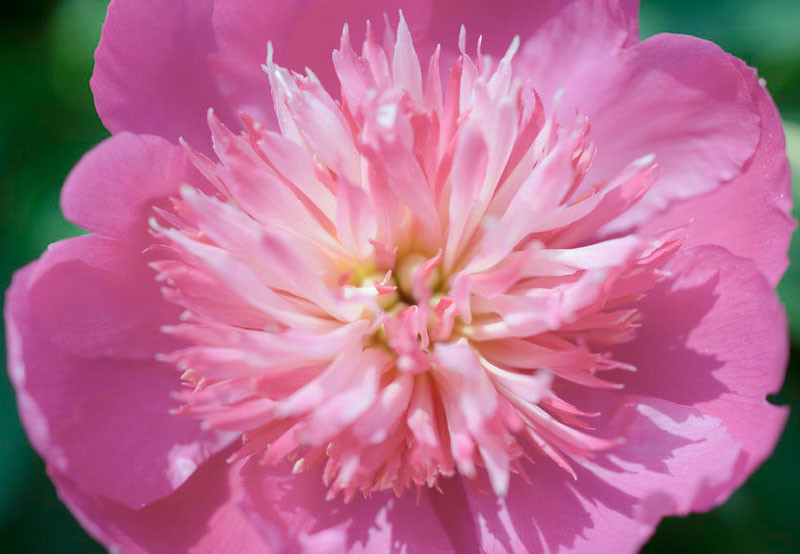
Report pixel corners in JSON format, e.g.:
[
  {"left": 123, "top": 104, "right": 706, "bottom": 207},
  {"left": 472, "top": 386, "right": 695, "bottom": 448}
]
[
  {"left": 5, "top": 1, "right": 793, "bottom": 552},
  {"left": 152, "top": 17, "right": 682, "bottom": 501}
]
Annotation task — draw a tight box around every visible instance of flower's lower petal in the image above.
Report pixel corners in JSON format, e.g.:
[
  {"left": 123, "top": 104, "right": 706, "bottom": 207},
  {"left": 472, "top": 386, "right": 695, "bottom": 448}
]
[
  {"left": 612, "top": 245, "right": 788, "bottom": 487},
  {"left": 572, "top": 397, "right": 744, "bottom": 550},
  {"left": 45, "top": 451, "right": 270, "bottom": 553},
  {"left": 211, "top": 0, "right": 431, "bottom": 128},
  {"left": 560, "top": 34, "right": 761, "bottom": 233},
  {"left": 5, "top": 236, "right": 231, "bottom": 509},
  {"left": 238, "top": 460, "right": 455, "bottom": 553},
  {"left": 61, "top": 133, "right": 205, "bottom": 244},
  {"left": 91, "top": 0, "right": 236, "bottom": 151},
  {"left": 431, "top": 396, "right": 741, "bottom": 554},
  {"left": 637, "top": 57, "right": 794, "bottom": 287}
]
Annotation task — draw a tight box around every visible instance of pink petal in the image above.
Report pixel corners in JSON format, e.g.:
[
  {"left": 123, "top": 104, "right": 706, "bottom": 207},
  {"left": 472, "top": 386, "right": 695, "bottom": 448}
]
[
  {"left": 61, "top": 133, "right": 205, "bottom": 245},
  {"left": 444, "top": 122, "right": 489, "bottom": 271},
  {"left": 512, "top": 0, "right": 639, "bottom": 104},
  {"left": 211, "top": 0, "right": 431, "bottom": 130},
  {"left": 562, "top": 34, "right": 761, "bottom": 232},
  {"left": 91, "top": 0, "right": 236, "bottom": 151},
  {"left": 636, "top": 56, "right": 794, "bottom": 286},
  {"left": 430, "top": 0, "right": 637, "bottom": 67},
  {"left": 238, "top": 459, "right": 454, "bottom": 552},
  {"left": 26, "top": 236, "right": 181, "bottom": 359},
  {"left": 5, "top": 237, "right": 230, "bottom": 510},
  {"left": 613, "top": 245, "right": 788, "bottom": 488},
  {"left": 429, "top": 396, "right": 742, "bottom": 554},
  {"left": 46, "top": 452, "right": 271, "bottom": 553}
]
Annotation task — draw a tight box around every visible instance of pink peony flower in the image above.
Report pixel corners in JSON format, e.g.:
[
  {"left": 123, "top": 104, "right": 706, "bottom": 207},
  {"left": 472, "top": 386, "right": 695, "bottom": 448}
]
[{"left": 5, "top": 0, "right": 793, "bottom": 552}]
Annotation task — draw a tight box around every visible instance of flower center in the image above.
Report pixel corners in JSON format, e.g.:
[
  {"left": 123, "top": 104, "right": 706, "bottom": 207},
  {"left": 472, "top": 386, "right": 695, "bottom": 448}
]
[{"left": 394, "top": 252, "right": 443, "bottom": 306}]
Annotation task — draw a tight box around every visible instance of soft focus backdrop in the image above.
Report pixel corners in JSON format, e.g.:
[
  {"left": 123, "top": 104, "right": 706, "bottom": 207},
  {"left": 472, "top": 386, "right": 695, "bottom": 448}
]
[{"left": 1, "top": 0, "right": 798, "bottom": 551}]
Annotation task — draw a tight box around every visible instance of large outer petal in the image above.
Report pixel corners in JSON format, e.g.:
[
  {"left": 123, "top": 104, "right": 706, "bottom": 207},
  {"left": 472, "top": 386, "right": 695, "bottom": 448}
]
[
  {"left": 612, "top": 245, "right": 788, "bottom": 490},
  {"left": 45, "top": 451, "right": 269, "bottom": 553},
  {"left": 210, "top": 0, "right": 638, "bottom": 129},
  {"left": 493, "top": 0, "right": 639, "bottom": 96},
  {"left": 211, "top": 0, "right": 430, "bottom": 129},
  {"left": 91, "top": 0, "right": 237, "bottom": 151},
  {"left": 637, "top": 57, "right": 794, "bottom": 286},
  {"left": 429, "top": 398, "right": 741, "bottom": 554},
  {"left": 547, "top": 34, "right": 761, "bottom": 233},
  {"left": 238, "top": 460, "right": 455, "bottom": 553},
  {"left": 60, "top": 132, "right": 206, "bottom": 246},
  {"left": 5, "top": 236, "right": 230, "bottom": 510}
]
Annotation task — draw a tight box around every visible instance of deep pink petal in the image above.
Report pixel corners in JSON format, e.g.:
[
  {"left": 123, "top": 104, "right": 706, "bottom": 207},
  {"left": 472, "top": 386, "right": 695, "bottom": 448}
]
[
  {"left": 211, "top": 0, "right": 431, "bottom": 129},
  {"left": 558, "top": 34, "right": 761, "bottom": 232},
  {"left": 45, "top": 451, "right": 269, "bottom": 553},
  {"left": 26, "top": 236, "right": 180, "bottom": 359},
  {"left": 91, "top": 0, "right": 236, "bottom": 151},
  {"left": 61, "top": 132, "right": 206, "bottom": 245},
  {"left": 430, "top": 397, "right": 741, "bottom": 554},
  {"left": 432, "top": 0, "right": 637, "bottom": 64},
  {"left": 5, "top": 236, "right": 229, "bottom": 509},
  {"left": 613, "top": 245, "right": 788, "bottom": 487},
  {"left": 637, "top": 57, "right": 794, "bottom": 286}
]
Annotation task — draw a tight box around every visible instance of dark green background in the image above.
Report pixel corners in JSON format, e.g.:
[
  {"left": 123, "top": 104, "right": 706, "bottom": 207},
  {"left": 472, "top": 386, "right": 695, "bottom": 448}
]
[{"left": 1, "top": 0, "right": 798, "bottom": 551}]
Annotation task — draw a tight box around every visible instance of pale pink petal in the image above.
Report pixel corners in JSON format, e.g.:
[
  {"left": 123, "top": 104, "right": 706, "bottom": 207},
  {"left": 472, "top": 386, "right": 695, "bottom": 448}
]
[
  {"left": 444, "top": 122, "right": 489, "bottom": 271},
  {"left": 5, "top": 237, "right": 230, "bottom": 510}
]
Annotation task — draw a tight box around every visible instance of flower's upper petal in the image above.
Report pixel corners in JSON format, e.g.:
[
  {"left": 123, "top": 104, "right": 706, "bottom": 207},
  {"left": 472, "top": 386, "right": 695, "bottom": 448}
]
[
  {"left": 44, "top": 451, "right": 270, "bottom": 553},
  {"left": 636, "top": 57, "right": 794, "bottom": 287},
  {"left": 5, "top": 236, "right": 231, "bottom": 510},
  {"left": 430, "top": 397, "right": 740, "bottom": 554},
  {"left": 492, "top": 0, "right": 639, "bottom": 98},
  {"left": 237, "top": 459, "right": 455, "bottom": 553},
  {"left": 61, "top": 132, "right": 206, "bottom": 246},
  {"left": 91, "top": 0, "right": 237, "bottom": 151},
  {"left": 211, "top": 0, "right": 431, "bottom": 130},
  {"left": 211, "top": 0, "right": 637, "bottom": 131},
  {"left": 612, "top": 245, "right": 788, "bottom": 491},
  {"left": 551, "top": 34, "right": 761, "bottom": 234}
]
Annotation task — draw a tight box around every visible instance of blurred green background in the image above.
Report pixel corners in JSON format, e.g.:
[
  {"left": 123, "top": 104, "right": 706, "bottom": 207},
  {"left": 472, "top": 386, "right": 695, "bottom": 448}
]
[{"left": 0, "top": 0, "right": 798, "bottom": 551}]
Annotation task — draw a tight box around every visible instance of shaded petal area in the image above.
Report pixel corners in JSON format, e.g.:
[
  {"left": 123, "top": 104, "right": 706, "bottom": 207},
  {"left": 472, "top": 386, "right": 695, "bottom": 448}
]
[
  {"left": 612, "top": 245, "right": 788, "bottom": 489},
  {"left": 91, "top": 0, "right": 237, "bottom": 151},
  {"left": 5, "top": 236, "right": 230, "bottom": 510},
  {"left": 238, "top": 459, "right": 455, "bottom": 553},
  {"left": 431, "top": 397, "right": 741, "bottom": 554}
]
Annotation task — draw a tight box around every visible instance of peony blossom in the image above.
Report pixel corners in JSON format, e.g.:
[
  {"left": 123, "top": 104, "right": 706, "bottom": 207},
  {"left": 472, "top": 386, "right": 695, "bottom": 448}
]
[{"left": 4, "top": 0, "right": 794, "bottom": 552}]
